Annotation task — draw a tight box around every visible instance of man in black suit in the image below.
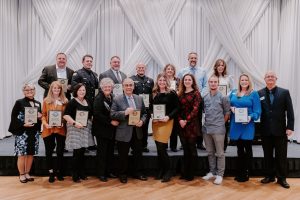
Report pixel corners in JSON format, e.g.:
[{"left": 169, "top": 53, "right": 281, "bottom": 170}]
[
  {"left": 258, "top": 71, "right": 294, "bottom": 189},
  {"left": 38, "top": 53, "right": 74, "bottom": 99},
  {"left": 99, "top": 56, "right": 127, "bottom": 93},
  {"left": 110, "top": 78, "right": 148, "bottom": 183}
]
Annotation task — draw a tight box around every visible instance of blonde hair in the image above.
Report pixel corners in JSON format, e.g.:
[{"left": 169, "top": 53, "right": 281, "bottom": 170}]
[
  {"left": 44, "top": 81, "right": 68, "bottom": 104},
  {"left": 152, "top": 73, "right": 171, "bottom": 97},
  {"left": 237, "top": 73, "right": 253, "bottom": 96}
]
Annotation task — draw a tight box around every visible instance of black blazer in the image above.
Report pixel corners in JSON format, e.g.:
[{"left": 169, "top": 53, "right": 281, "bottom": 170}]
[
  {"left": 8, "top": 98, "right": 41, "bottom": 135},
  {"left": 99, "top": 69, "right": 127, "bottom": 84},
  {"left": 258, "top": 86, "right": 294, "bottom": 136},
  {"left": 92, "top": 91, "right": 116, "bottom": 139},
  {"left": 38, "top": 65, "right": 74, "bottom": 99}
]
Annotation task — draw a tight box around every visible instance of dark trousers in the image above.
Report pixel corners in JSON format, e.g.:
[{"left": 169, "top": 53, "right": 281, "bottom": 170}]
[
  {"left": 262, "top": 135, "right": 288, "bottom": 179},
  {"left": 72, "top": 148, "right": 86, "bottom": 177},
  {"left": 117, "top": 129, "right": 143, "bottom": 176},
  {"left": 95, "top": 136, "right": 115, "bottom": 177},
  {"left": 155, "top": 141, "right": 170, "bottom": 174},
  {"left": 236, "top": 139, "right": 253, "bottom": 177},
  {"left": 43, "top": 134, "right": 65, "bottom": 173},
  {"left": 142, "top": 117, "right": 150, "bottom": 148},
  {"left": 169, "top": 120, "right": 179, "bottom": 149},
  {"left": 181, "top": 137, "right": 198, "bottom": 179}
]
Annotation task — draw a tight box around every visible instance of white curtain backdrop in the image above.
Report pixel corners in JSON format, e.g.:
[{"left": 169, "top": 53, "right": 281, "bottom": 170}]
[{"left": 0, "top": 0, "right": 299, "bottom": 141}]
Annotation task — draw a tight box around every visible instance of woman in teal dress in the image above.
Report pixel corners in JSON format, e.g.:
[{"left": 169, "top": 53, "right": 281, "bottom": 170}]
[{"left": 229, "top": 73, "right": 261, "bottom": 182}]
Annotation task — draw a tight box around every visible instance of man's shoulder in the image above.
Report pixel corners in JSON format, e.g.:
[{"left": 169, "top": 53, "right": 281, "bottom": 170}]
[
  {"left": 66, "top": 67, "right": 74, "bottom": 73},
  {"left": 100, "top": 69, "right": 112, "bottom": 76},
  {"left": 44, "top": 65, "right": 56, "bottom": 70}
]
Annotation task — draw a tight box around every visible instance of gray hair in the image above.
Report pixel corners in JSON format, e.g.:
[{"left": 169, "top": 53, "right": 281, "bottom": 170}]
[
  {"left": 22, "top": 83, "right": 35, "bottom": 91},
  {"left": 100, "top": 77, "right": 114, "bottom": 89}
]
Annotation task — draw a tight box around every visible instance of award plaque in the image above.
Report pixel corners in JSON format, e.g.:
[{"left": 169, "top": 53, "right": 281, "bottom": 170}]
[
  {"left": 75, "top": 110, "right": 89, "bottom": 127},
  {"left": 218, "top": 85, "right": 228, "bottom": 96},
  {"left": 48, "top": 110, "right": 62, "bottom": 126},
  {"left": 170, "top": 80, "right": 176, "bottom": 91},
  {"left": 57, "top": 78, "right": 68, "bottom": 93},
  {"left": 139, "top": 94, "right": 150, "bottom": 108},
  {"left": 113, "top": 84, "right": 123, "bottom": 96},
  {"left": 235, "top": 108, "right": 248, "bottom": 123},
  {"left": 128, "top": 110, "right": 141, "bottom": 125},
  {"left": 24, "top": 107, "right": 38, "bottom": 124},
  {"left": 153, "top": 104, "right": 166, "bottom": 120}
]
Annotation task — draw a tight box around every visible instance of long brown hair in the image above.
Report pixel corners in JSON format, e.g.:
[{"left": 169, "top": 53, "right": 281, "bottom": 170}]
[
  {"left": 178, "top": 74, "right": 199, "bottom": 96},
  {"left": 44, "top": 81, "right": 68, "bottom": 104},
  {"left": 237, "top": 73, "right": 253, "bottom": 96},
  {"left": 213, "top": 59, "right": 227, "bottom": 77},
  {"left": 152, "top": 73, "right": 171, "bottom": 98}
]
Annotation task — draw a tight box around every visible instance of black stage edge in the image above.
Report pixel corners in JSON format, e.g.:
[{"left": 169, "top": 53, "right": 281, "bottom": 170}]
[{"left": 1, "top": 152, "right": 300, "bottom": 177}]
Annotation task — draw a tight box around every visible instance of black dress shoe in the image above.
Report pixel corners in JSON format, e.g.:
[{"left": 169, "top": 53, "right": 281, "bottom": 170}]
[
  {"left": 19, "top": 175, "right": 28, "bottom": 183},
  {"left": 134, "top": 174, "right": 148, "bottom": 181},
  {"left": 25, "top": 174, "right": 34, "bottom": 182},
  {"left": 197, "top": 144, "right": 206, "bottom": 150},
  {"left": 261, "top": 177, "right": 275, "bottom": 184},
  {"left": 99, "top": 176, "right": 108, "bottom": 182},
  {"left": 72, "top": 175, "right": 81, "bottom": 183},
  {"left": 277, "top": 179, "right": 290, "bottom": 189},
  {"left": 119, "top": 175, "right": 127, "bottom": 184},
  {"left": 107, "top": 173, "right": 117, "bottom": 178},
  {"left": 235, "top": 176, "right": 249, "bottom": 182}
]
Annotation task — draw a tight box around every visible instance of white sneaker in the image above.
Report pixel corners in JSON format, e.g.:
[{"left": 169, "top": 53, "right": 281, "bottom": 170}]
[
  {"left": 202, "top": 172, "right": 215, "bottom": 180},
  {"left": 213, "top": 175, "right": 223, "bottom": 185}
]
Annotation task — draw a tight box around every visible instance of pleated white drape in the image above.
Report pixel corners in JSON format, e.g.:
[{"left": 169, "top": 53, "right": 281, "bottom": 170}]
[{"left": 0, "top": 0, "right": 300, "bottom": 141}]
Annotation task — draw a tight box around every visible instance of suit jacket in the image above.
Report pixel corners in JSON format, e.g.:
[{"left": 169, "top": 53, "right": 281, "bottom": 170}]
[
  {"left": 38, "top": 65, "right": 74, "bottom": 99},
  {"left": 99, "top": 68, "right": 127, "bottom": 84},
  {"left": 92, "top": 91, "right": 116, "bottom": 139},
  {"left": 110, "top": 94, "right": 147, "bottom": 142},
  {"left": 258, "top": 86, "right": 294, "bottom": 136}
]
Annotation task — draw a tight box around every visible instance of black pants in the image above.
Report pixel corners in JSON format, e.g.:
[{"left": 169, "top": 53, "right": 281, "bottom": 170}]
[
  {"left": 95, "top": 136, "right": 115, "bottom": 177},
  {"left": 262, "top": 135, "right": 288, "bottom": 179},
  {"left": 181, "top": 137, "right": 198, "bottom": 179},
  {"left": 236, "top": 139, "right": 253, "bottom": 177},
  {"left": 72, "top": 148, "right": 86, "bottom": 177},
  {"left": 43, "top": 134, "right": 65, "bottom": 173},
  {"left": 117, "top": 129, "right": 143, "bottom": 176},
  {"left": 169, "top": 120, "right": 179, "bottom": 150},
  {"left": 142, "top": 117, "right": 150, "bottom": 148},
  {"left": 155, "top": 141, "right": 170, "bottom": 174}
]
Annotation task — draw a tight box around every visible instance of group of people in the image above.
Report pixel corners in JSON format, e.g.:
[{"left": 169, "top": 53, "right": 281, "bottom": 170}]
[{"left": 9, "top": 52, "right": 294, "bottom": 189}]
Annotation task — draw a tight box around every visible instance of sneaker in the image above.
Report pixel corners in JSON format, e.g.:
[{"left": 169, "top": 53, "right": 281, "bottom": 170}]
[
  {"left": 213, "top": 175, "right": 223, "bottom": 185},
  {"left": 202, "top": 172, "right": 215, "bottom": 180}
]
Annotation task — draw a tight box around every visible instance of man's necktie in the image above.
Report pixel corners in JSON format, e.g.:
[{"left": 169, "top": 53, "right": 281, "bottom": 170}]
[
  {"left": 269, "top": 90, "right": 274, "bottom": 105},
  {"left": 128, "top": 96, "right": 136, "bottom": 109},
  {"left": 116, "top": 71, "right": 122, "bottom": 84}
]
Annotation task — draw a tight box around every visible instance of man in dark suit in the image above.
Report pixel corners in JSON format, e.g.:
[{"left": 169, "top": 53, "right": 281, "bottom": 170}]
[
  {"left": 38, "top": 53, "right": 74, "bottom": 99},
  {"left": 99, "top": 56, "right": 127, "bottom": 93},
  {"left": 258, "top": 71, "right": 294, "bottom": 189},
  {"left": 110, "top": 78, "right": 148, "bottom": 183},
  {"left": 130, "top": 63, "right": 154, "bottom": 153}
]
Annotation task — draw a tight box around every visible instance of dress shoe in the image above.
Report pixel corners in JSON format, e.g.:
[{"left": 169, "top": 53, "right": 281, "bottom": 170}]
[
  {"left": 261, "top": 177, "right": 275, "bottom": 184},
  {"left": 99, "top": 176, "right": 108, "bottom": 182},
  {"left": 72, "top": 175, "right": 81, "bottom": 183},
  {"left": 119, "top": 175, "right": 127, "bottom": 184},
  {"left": 49, "top": 173, "right": 55, "bottom": 183},
  {"left": 79, "top": 175, "right": 88, "bottom": 180},
  {"left": 235, "top": 176, "right": 249, "bottom": 182},
  {"left": 277, "top": 179, "right": 290, "bottom": 189},
  {"left": 107, "top": 173, "right": 117, "bottom": 178},
  {"left": 19, "top": 174, "right": 27, "bottom": 183},
  {"left": 197, "top": 144, "right": 206, "bottom": 150},
  {"left": 143, "top": 147, "right": 150, "bottom": 153},
  {"left": 25, "top": 173, "right": 34, "bottom": 182},
  {"left": 134, "top": 174, "right": 148, "bottom": 181},
  {"left": 161, "top": 175, "right": 171, "bottom": 183}
]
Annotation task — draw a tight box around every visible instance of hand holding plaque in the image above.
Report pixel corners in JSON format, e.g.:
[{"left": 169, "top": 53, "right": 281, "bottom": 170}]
[
  {"left": 75, "top": 110, "right": 89, "bottom": 127},
  {"left": 128, "top": 110, "right": 141, "bottom": 125},
  {"left": 24, "top": 107, "right": 38, "bottom": 124},
  {"left": 48, "top": 110, "right": 62, "bottom": 127},
  {"left": 153, "top": 104, "right": 166, "bottom": 120},
  {"left": 235, "top": 108, "right": 248, "bottom": 123}
]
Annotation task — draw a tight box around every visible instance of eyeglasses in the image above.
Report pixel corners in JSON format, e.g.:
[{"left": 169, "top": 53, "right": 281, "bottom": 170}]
[
  {"left": 24, "top": 89, "right": 35, "bottom": 92},
  {"left": 123, "top": 84, "right": 133, "bottom": 87},
  {"left": 265, "top": 75, "right": 276, "bottom": 79}
]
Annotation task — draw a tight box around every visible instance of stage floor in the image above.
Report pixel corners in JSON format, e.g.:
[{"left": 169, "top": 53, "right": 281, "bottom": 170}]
[{"left": 1, "top": 136, "right": 300, "bottom": 177}]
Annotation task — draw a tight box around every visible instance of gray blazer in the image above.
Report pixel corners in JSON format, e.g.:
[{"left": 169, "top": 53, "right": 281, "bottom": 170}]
[
  {"left": 111, "top": 94, "right": 147, "bottom": 142},
  {"left": 99, "top": 68, "right": 127, "bottom": 84}
]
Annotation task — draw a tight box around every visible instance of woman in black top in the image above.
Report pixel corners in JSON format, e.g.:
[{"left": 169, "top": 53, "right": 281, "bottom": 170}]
[
  {"left": 63, "top": 83, "right": 92, "bottom": 182},
  {"left": 93, "top": 78, "right": 119, "bottom": 182},
  {"left": 152, "top": 73, "right": 179, "bottom": 182},
  {"left": 8, "top": 83, "right": 42, "bottom": 183}
]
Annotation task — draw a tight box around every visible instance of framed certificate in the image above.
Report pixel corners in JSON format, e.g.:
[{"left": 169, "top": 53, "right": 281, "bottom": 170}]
[
  {"left": 170, "top": 80, "right": 176, "bottom": 91},
  {"left": 128, "top": 110, "right": 141, "bottom": 125},
  {"left": 57, "top": 78, "right": 68, "bottom": 93},
  {"left": 153, "top": 104, "right": 166, "bottom": 120},
  {"left": 139, "top": 94, "right": 149, "bottom": 108},
  {"left": 48, "top": 110, "right": 62, "bottom": 126},
  {"left": 24, "top": 107, "right": 38, "bottom": 124},
  {"left": 113, "top": 83, "right": 123, "bottom": 96},
  {"left": 75, "top": 110, "right": 89, "bottom": 127},
  {"left": 235, "top": 108, "right": 248, "bottom": 123},
  {"left": 218, "top": 85, "right": 227, "bottom": 96}
]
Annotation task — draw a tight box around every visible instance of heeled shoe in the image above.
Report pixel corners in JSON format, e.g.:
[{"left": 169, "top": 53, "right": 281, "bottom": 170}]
[
  {"left": 25, "top": 173, "right": 34, "bottom": 182},
  {"left": 19, "top": 174, "right": 27, "bottom": 183}
]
